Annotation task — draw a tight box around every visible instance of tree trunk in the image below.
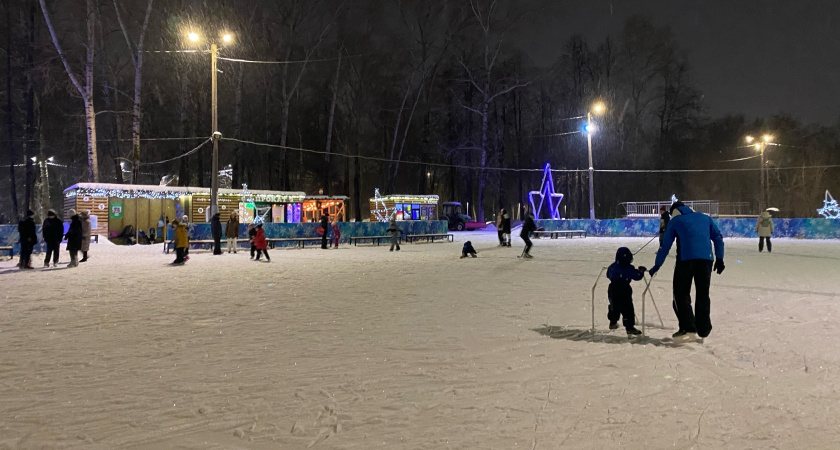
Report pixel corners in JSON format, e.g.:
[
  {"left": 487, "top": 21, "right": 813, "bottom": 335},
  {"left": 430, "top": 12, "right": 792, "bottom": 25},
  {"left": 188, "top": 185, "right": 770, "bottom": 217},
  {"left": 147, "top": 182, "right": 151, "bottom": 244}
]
[
  {"left": 353, "top": 145, "right": 362, "bottom": 222},
  {"left": 323, "top": 50, "right": 341, "bottom": 195},
  {"left": 177, "top": 72, "right": 189, "bottom": 186},
  {"left": 40, "top": 0, "right": 99, "bottom": 181},
  {"left": 7, "top": 0, "right": 19, "bottom": 216}
]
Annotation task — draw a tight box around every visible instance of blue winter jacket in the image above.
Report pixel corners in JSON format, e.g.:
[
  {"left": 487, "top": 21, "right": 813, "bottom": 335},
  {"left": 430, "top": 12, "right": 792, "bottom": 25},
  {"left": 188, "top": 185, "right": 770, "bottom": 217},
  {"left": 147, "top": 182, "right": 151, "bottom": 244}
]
[{"left": 653, "top": 205, "right": 724, "bottom": 269}]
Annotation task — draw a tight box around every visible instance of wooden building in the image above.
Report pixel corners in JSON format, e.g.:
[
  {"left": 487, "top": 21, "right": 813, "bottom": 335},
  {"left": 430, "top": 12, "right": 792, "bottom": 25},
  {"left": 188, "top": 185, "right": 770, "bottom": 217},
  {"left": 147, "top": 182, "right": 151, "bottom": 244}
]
[{"left": 369, "top": 194, "right": 439, "bottom": 222}]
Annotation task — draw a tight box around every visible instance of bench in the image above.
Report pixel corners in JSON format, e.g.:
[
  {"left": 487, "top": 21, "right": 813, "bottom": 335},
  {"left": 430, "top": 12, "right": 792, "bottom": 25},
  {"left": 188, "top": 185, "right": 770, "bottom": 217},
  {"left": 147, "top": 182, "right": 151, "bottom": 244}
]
[
  {"left": 0, "top": 246, "right": 13, "bottom": 257},
  {"left": 532, "top": 230, "right": 587, "bottom": 239},
  {"left": 166, "top": 238, "right": 249, "bottom": 251},
  {"left": 349, "top": 235, "right": 401, "bottom": 246},
  {"left": 405, "top": 233, "right": 454, "bottom": 243},
  {"left": 267, "top": 237, "right": 324, "bottom": 249},
  {"left": 91, "top": 235, "right": 99, "bottom": 243}
]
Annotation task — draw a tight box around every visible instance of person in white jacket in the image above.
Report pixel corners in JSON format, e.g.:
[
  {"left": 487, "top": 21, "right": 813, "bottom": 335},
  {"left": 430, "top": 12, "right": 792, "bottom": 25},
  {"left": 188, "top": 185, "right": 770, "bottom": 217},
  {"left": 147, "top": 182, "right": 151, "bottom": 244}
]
[{"left": 755, "top": 210, "right": 774, "bottom": 253}]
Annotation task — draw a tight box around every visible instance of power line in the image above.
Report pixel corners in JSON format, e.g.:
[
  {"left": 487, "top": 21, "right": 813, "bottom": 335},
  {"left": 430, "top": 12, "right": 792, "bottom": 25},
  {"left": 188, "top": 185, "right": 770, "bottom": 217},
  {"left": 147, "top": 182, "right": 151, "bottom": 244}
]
[
  {"left": 216, "top": 51, "right": 378, "bottom": 65},
  {"left": 140, "top": 138, "right": 212, "bottom": 166}
]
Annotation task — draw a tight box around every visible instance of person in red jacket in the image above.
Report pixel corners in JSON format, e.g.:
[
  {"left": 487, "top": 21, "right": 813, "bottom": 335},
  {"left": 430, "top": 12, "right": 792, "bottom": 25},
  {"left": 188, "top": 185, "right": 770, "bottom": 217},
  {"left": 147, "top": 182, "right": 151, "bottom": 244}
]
[
  {"left": 253, "top": 223, "right": 270, "bottom": 262},
  {"left": 330, "top": 216, "right": 341, "bottom": 248}
]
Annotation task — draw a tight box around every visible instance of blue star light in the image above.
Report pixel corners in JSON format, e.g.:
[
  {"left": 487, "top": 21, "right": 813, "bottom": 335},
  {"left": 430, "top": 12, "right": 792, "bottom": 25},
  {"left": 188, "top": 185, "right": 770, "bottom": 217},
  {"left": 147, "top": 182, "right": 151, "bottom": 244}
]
[
  {"left": 817, "top": 190, "right": 840, "bottom": 219},
  {"left": 528, "top": 163, "right": 564, "bottom": 220}
]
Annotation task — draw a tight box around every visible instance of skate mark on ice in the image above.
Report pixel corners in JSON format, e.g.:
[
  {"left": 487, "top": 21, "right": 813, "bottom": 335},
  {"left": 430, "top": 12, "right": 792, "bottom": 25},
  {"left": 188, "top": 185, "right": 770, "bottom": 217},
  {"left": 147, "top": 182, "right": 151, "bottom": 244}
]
[{"left": 532, "top": 325, "right": 695, "bottom": 348}]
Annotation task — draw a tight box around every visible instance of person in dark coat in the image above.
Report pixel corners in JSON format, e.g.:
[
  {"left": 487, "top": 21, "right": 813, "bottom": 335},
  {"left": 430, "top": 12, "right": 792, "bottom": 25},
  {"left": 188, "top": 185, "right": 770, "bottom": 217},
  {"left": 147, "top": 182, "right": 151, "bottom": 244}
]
[
  {"left": 460, "top": 241, "right": 478, "bottom": 259},
  {"left": 248, "top": 224, "right": 257, "bottom": 259},
  {"left": 607, "top": 247, "right": 646, "bottom": 336},
  {"left": 225, "top": 211, "right": 239, "bottom": 253},
  {"left": 501, "top": 209, "right": 512, "bottom": 247},
  {"left": 658, "top": 205, "right": 670, "bottom": 246},
  {"left": 42, "top": 209, "right": 64, "bottom": 267},
  {"left": 320, "top": 211, "right": 330, "bottom": 249},
  {"left": 64, "top": 209, "right": 83, "bottom": 268},
  {"left": 210, "top": 213, "right": 223, "bottom": 255},
  {"left": 495, "top": 209, "right": 505, "bottom": 246},
  {"left": 649, "top": 201, "right": 725, "bottom": 340},
  {"left": 520, "top": 206, "right": 536, "bottom": 258},
  {"left": 387, "top": 217, "right": 402, "bottom": 251},
  {"left": 17, "top": 210, "right": 37, "bottom": 270}
]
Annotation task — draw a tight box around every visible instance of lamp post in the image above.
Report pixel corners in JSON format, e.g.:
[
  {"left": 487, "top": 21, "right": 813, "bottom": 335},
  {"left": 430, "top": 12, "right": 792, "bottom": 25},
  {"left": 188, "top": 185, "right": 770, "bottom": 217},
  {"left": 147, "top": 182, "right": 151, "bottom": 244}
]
[
  {"left": 586, "top": 102, "right": 605, "bottom": 220},
  {"left": 745, "top": 134, "right": 774, "bottom": 210},
  {"left": 188, "top": 31, "right": 232, "bottom": 216}
]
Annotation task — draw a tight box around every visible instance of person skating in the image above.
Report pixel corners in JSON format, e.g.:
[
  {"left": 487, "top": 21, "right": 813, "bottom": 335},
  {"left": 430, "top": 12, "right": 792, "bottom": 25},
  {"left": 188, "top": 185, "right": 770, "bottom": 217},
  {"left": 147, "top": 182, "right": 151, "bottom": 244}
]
[
  {"left": 658, "top": 205, "right": 670, "bottom": 246},
  {"left": 79, "top": 211, "right": 92, "bottom": 262},
  {"left": 387, "top": 217, "right": 402, "bottom": 251},
  {"left": 755, "top": 209, "right": 774, "bottom": 253},
  {"left": 210, "top": 213, "right": 223, "bottom": 255},
  {"left": 64, "top": 209, "right": 83, "bottom": 268},
  {"left": 331, "top": 216, "right": 341, "bottom": 248},
  {"left": 460, "top": 241, "right": 478, "bottom": 259},
  {"left": 171, "top": 218, "right": 188, "bottom": 265},
  {"left": 226, "top": 211, "right": 239, "bottom": 253},
  {"left": 253, "top": 223, "right": 270, "bottom": 261},
  {"left": 501, "top": 208, "right": 512, "bottom": 247},
  {"left": 519, "top": 206, "right": 536, "bottom": 258},
  {"left": 496, "top": 209, "right": 505, "bottom": 246},
  {"left": 649, "top": 201, "right": 725, "bottom": 340},
  {"left": 606, "top": 247, "right": 647, "bottom": 336},
  {"left": 42, "top": 209, "right": 63, "bottom": 268},
  {"left": 320, "top": 211, "right": 330, "bottom": 249},
  {"left": 248, "top": 224, "right": 257, "bottom": 259},
  {"left": 17, "top": 210, "right": 37, "bottom": 270}
]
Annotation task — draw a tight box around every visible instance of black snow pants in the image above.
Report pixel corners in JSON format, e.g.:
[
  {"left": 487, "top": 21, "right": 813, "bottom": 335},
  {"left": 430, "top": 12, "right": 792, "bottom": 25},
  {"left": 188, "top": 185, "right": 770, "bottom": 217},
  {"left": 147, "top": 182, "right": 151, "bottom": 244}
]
[
  {"left": 521, "top": 234, "right": 532, "bottom": 254},
  {"left": 44, "top": 241, "right": 60, "bottom": 265},
  {"left": 759, "top": 237, "right": 772, "bottom": 252},
  {"left": 672, "top": 259, "right": 713, "bottom": 337},
  {"left": 607, "top": 283, "right": 636, "bottom": 330}
]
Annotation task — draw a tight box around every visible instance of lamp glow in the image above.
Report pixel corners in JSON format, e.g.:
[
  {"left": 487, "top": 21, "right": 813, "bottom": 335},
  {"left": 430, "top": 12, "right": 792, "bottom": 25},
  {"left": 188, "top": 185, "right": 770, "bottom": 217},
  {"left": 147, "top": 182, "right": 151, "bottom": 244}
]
[
  {"left": 188, "top": 32, "right": 199, "bottom": 42},
  {"left": 592, "top": 102, "right": 605, "bottom": 114},
  {"left": 763, "top": 134, "right": 773, "bottom": 142},
  {"left": 222, "top": 34, "right": 232, "bottom": 43},
  {"left": 745, "top": 135, "right": 754, "bottom": 143}
]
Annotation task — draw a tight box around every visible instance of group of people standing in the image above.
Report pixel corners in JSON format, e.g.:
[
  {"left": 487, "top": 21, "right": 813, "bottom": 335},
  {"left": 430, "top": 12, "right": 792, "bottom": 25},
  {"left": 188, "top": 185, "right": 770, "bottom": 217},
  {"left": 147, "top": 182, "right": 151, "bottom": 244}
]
[
  {"left": 494, "top": 206, "right": 537, "bottom": 258},
  {"left": 16, "top": 208, "right": 92, "bottom": 270}
]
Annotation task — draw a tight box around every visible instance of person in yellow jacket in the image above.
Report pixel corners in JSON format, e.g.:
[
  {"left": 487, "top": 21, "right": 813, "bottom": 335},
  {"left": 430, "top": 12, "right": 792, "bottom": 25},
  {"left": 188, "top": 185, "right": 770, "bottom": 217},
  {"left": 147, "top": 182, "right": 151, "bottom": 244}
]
[
  {"left": 172, "top": 218, "right": 189, "bottom": 264},
  {"left": 755, "top": 210, "right": 774, "bottom": 253}
]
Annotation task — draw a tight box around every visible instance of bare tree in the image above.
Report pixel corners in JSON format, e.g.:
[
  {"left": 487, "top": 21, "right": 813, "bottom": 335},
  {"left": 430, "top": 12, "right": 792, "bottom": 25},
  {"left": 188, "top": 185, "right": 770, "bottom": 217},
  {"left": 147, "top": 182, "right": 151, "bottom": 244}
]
[
  {"left": 113, "top": 0, "right": 154, "bottom": 183},
  {"left": 40, "top": 0, "right": 100, "bottom": 181}
]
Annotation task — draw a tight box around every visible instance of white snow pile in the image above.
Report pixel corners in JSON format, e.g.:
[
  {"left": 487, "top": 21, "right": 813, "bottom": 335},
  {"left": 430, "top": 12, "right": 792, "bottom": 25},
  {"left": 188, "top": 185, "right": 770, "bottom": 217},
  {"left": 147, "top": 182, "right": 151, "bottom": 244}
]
[{"left": 1, "top": 233, "right": 838, "bottom": 448}]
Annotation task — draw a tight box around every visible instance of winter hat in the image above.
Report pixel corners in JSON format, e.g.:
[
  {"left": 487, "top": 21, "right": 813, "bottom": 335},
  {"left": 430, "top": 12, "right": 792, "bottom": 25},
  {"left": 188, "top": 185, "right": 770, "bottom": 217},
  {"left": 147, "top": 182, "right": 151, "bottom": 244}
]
[
  {"left": 26, "top": 209, "right": 34, "bottom": 217},
  {"left": 47, "top": 209, "right": 56, "bottom": 216},
  {"left": 669, "top": 201, "right": 685, "bottom": 216},
  {"left": 80, "top": 210, "right": 89, "bottom": 218},
  {"left": 182, "top": 215, "right": 189, "bottom": 221},
  {"left": 615, "top": 247, "right": 634, "bottom": 266},
  {"left": 68, "top": 209, "right": 77, "bottom": 216}
]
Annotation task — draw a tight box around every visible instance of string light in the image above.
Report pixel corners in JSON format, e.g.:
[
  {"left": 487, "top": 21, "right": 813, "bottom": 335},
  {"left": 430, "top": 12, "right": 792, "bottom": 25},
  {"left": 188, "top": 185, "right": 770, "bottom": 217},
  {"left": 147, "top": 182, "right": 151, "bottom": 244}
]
[
  {"left": 817, "top": 190, "right": 840, "bottom": 219},
  {"left": 528, "top": 163, "right": 564, "bottom": 220},
  {"left": 371, "top": 188, "right": 392, "bottom": 222}
]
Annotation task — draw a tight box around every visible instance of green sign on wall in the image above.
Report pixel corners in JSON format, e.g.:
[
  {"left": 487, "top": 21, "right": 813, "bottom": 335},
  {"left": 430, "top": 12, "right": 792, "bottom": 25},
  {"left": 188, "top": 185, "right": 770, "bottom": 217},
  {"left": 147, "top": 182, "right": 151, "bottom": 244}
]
[{"left": 110, "top": 202, "right": 123, "bottom": 219}]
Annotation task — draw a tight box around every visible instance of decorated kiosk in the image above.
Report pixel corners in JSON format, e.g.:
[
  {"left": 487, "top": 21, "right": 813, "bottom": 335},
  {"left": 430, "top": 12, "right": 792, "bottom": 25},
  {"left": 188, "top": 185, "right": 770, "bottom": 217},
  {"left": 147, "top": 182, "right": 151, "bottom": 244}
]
[{"left": 369, "top": 189, "right": 439, "bottom": 222}]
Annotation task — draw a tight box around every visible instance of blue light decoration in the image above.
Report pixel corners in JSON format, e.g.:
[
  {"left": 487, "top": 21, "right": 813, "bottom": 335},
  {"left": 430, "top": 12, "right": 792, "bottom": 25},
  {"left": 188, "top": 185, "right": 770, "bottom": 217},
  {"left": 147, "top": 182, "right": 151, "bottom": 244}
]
[
  {"left": 817, "top": 190, "right": 840, "bottom": 219},
  {"left": 529, "top": 163, "right": 564, "bottom": 220}
]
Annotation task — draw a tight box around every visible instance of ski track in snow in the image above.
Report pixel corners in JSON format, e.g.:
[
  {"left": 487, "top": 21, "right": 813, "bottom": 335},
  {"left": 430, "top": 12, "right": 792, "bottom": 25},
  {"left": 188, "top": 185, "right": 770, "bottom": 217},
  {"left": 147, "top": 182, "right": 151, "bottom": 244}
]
[{"left": 0, "top": 234, "right": 839, "bottom": 448}]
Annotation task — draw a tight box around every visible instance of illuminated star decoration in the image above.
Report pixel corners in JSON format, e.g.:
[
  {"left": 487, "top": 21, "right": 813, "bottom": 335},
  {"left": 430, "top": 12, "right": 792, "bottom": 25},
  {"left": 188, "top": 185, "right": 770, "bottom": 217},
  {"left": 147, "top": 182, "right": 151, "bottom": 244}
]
[
  {"left": 372, "top": 188, "right": 392, "bottom": 222},
  {"left": 528, "top": 163, "right": 564, "bottom": 220},
  {"left": 817, "top": 190, "right": 840, "bottom": 219}
]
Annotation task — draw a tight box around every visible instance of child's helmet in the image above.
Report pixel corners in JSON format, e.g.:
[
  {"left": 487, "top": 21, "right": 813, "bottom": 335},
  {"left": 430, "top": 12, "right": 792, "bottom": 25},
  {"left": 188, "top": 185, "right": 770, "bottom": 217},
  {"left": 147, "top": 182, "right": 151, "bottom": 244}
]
[{"left": 615, "top": 247, "right": 633, "bottom": 265}]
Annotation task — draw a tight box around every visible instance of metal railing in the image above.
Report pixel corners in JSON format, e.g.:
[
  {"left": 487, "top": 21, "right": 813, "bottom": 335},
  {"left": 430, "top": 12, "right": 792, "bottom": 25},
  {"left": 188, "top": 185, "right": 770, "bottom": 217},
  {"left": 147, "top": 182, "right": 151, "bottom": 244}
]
[{"left": 619, "top": 200, "right": 733, "bottom": 218}]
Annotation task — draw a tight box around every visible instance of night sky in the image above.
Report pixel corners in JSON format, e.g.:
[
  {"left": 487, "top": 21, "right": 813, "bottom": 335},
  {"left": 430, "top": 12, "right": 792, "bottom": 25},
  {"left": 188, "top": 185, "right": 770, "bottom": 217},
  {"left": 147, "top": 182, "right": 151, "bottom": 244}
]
[{"left": 518, "top": 0, "right": 840, "bottom": 125}]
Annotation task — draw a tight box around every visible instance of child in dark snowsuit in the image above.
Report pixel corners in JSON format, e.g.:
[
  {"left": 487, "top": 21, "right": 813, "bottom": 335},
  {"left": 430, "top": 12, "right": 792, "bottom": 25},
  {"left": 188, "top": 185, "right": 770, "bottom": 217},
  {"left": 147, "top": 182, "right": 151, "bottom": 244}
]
[
  {"left": 387, "top": 218, "right": 402, "bottom": 251},
  {"left": 460, "top": 241, "right": 478, "bottom": 258},
  {"left": 607, "top": 247, "right": 646, "bottom": 335}
]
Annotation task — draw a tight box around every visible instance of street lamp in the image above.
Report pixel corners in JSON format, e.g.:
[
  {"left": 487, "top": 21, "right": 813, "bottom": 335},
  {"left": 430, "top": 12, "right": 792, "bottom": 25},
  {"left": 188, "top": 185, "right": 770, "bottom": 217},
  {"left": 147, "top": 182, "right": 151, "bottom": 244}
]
[
  {"left": 586, "top": 102, "right": 606, "bottom": 220},
  {"left": 187, "top": 30, "right": 233, "bottom": 216},
  {"left": 745, "top": 134, "right": 774, "bottom": 210}
]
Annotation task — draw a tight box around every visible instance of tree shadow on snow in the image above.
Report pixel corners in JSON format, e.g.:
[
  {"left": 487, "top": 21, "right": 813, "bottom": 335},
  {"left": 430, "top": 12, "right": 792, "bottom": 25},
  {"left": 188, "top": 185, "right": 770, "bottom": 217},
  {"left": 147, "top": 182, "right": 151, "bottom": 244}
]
[{"left": 532, "top": 325, "right": 693, "bottom": 348}]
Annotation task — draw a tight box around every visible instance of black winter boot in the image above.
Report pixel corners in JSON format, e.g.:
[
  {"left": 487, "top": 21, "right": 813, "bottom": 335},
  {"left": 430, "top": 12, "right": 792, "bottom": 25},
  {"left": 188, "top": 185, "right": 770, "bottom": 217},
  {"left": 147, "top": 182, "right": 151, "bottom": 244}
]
[{"left": 80, "top": 251, "right": 88, "bottom": 262}]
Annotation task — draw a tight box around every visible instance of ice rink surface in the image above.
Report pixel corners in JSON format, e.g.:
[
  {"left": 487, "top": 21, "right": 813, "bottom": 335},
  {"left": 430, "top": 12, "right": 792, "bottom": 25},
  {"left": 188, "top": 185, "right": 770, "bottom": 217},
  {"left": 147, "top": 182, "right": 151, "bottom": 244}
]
[{"left": 1, "top": 232, "right": 839, "bottom": 449}]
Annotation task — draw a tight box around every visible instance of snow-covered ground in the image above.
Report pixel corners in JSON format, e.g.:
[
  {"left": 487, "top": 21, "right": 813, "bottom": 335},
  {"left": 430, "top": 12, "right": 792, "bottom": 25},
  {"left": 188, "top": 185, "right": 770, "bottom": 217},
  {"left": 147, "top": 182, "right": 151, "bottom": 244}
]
[{"left": 1, "top": 232, "right": 839, "bottom": 449}]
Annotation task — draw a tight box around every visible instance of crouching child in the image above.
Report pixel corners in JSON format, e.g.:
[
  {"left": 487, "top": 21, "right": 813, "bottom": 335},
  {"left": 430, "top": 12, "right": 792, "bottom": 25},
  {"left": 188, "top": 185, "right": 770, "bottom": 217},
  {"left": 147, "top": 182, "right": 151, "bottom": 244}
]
[
  {"left": 607, "top": 247, "right": 646, "bottom": 336},
  {"left": 460, "top": 241, "right": 478, "bottom": 259}
]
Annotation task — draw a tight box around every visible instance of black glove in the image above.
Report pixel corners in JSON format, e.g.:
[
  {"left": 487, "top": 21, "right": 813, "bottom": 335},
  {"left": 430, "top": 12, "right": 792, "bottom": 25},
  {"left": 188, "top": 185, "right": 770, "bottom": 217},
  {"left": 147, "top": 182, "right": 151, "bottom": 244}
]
[
  {"left": 638, "top": 266, "right": 647, "bottom": 273},
  {"left": 714, "top": 259, "right": 725, "bottom": 275}
]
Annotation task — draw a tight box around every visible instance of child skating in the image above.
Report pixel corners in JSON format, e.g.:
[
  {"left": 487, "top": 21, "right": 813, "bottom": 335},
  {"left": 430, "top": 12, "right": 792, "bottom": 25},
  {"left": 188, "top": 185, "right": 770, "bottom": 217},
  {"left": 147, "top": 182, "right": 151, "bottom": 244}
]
[
  {"left": 606, "top": 247, "right": 647, "bottom": 336},
  {"left": 387, "top": 218, "right": 402, "bottom": 251},
  {"left": 460, "top": 241, "right": 478, "bottom": 258},
  {"left": 253, "top": 223, "right": 270, "bottom": 262}
]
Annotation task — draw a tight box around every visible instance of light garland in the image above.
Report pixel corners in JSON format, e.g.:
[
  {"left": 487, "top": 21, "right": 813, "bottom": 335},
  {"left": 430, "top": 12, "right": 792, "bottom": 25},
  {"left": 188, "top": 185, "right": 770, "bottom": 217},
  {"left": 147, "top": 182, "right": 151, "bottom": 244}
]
[
  {"left": 528, "top": 163, "right": 564, "bottom": 220},
  {"left": 817, "top": 190, "right": 840, "bottom": 219},
  {"left": 371, "top": 188, "right": 392, "bottom": 222},
  {"left": 65, "top": 187, "right": 184, "bottom": 200}
]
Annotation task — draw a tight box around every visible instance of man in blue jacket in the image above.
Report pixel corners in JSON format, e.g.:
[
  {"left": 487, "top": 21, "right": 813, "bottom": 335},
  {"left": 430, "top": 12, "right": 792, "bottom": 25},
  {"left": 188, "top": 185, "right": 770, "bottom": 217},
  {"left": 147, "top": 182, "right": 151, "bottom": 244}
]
[{"left": 649, "top": 202, "right": 725, "bottom": 339}]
